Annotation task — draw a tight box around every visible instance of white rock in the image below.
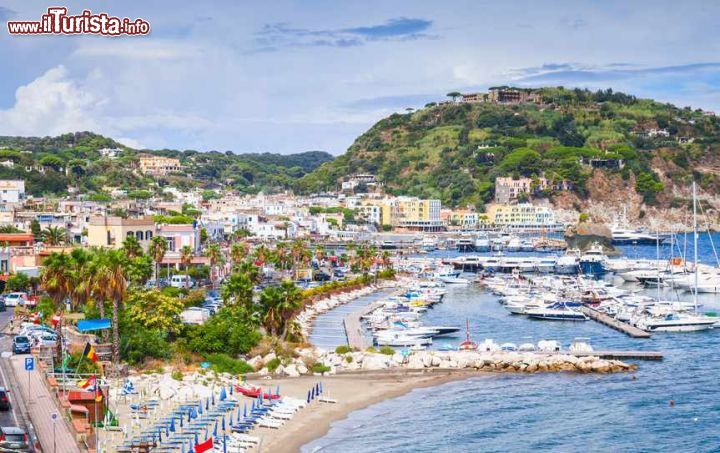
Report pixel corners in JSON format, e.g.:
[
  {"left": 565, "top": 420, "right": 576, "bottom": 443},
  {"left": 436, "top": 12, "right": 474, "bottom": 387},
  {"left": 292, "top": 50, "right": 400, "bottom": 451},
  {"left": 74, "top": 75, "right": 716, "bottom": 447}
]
[
  {"left": 361, "top": 354, "right": 389, "bottom": 370},
  {"left": 297, "top": 364, "right": 308, "bottom": 375},
  {"left": 262, "top": 352, "right": 276, "bottom": 363},
  {"left": 284, "top": 364, "right": 300, "bottom": 377}
]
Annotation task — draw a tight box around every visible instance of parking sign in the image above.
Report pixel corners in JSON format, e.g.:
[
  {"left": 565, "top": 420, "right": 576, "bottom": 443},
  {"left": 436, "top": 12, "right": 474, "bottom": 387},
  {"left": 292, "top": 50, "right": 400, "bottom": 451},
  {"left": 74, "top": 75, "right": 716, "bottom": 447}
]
[{"left": 24, "top": 357, "right": 34, "bottom": 371}]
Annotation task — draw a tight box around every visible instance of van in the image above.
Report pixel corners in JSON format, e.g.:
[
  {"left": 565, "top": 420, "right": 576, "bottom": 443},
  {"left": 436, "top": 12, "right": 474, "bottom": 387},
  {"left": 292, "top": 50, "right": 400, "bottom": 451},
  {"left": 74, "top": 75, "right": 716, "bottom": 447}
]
[
  {"left": 3, "top": 293, "right": 28, "bottom": 307},
  {"left": 170, "top": 275, "right": 194, "bottom": 288}
]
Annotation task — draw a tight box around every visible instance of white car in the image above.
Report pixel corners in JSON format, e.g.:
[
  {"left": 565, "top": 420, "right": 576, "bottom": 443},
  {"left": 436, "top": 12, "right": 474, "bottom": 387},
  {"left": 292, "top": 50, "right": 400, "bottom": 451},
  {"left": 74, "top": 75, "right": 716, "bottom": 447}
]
[
  {"left": 3, "top": 293, "right": 28, "bottom": 307},
  {"left": 170, "top": 275, "right": 195, "bottom": 288}
]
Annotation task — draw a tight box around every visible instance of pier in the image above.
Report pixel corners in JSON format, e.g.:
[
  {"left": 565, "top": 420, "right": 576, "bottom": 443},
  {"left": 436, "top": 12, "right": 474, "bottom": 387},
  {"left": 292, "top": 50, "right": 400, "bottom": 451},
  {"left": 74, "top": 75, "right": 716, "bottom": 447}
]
[
  {"left": 579, "top": 306, "right": 652, "bottom": 338},
  {"left": 343, "top": 302, "right": 381, "bottom": 350},
  {"left": 565, "top": 350, "right": 663, "bottom": 361}
]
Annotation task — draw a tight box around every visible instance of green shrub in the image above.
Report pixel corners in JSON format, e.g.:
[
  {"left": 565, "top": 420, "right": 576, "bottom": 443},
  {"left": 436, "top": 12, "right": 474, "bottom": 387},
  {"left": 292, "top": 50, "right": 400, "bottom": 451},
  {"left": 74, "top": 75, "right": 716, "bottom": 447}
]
[
  {"left": 379, "top": 346, "right": 395, "bottom": 355},
  {"left": 345, "top": 355, "right": 353, "bottom": 363},
  {"left": 171, "top": 370, "right": 184, "bottom": 381},
  {"left": 335, "top": 345, "right": 351, "bottom": 354},
  {"left": 205, "top": 353, "right": 253, "bottom": 375},
  {"left": 311, "top": 362, "right": 331, "bottom": 374},
  {"left": 121, "top": 328, "right": 171, "bottom": 365},
  {"left": 266, "top": 357, "right": 281, "bottom": 372},
  {"left": 365, "top": 347, "right": 377, "bottom": 353}
]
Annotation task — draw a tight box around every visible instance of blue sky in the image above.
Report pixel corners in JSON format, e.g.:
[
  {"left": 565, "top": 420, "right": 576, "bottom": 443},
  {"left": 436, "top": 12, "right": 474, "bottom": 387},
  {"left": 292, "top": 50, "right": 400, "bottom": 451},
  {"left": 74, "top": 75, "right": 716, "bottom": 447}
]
[{"left": 1, "top": 0, "right": 719, "bottom": 154}]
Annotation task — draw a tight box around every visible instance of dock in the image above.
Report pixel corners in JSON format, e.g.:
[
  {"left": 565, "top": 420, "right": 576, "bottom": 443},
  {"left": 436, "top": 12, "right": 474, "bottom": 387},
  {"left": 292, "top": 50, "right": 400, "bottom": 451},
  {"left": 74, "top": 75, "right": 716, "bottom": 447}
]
[
  {"left": 549, "top": 350, "right": 663, "bottom": 361},
  {"left": 343, "top": 302, "right": 381, "bottom": 350},
  {"left": 579, "top": 306, "right": 652, "bottom": 338}
]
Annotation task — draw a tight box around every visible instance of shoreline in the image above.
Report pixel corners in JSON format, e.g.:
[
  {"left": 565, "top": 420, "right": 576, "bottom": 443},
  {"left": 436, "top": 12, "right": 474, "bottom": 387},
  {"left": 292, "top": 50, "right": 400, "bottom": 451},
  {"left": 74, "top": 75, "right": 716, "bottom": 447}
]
[{"left": 252, "top": 369, "right": 493, "bottom": 453}]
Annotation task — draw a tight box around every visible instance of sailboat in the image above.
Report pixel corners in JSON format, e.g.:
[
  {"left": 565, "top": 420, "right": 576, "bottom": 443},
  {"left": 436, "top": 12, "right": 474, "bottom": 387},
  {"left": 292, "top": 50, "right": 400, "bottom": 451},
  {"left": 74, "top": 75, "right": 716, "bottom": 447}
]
[
  {"left": 458, "top": 319, "right": 478, "bottom": 350},
  {"left": 636, "top": 182, "right": 718, "bottom": 332}
]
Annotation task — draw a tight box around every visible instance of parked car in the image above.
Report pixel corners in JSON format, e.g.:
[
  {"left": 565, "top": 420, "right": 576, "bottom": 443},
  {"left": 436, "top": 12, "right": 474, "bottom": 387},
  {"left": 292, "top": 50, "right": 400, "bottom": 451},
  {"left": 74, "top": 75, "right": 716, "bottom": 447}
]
[
  {"left": 0, "top": 388, "right": 10, "bottom": 411},
  {"left": 12, "top": 336, "right": 30, "bottom": 355},
  {"left": 2, "top": 293, "right": 27, "bottom": 307},
  {"left": 0, "top": 426, "right": 29, "bottom": 451},
  {"left": 0, "top": 299, "right": 6, "bottom": 312},
  {"left": 170, "top": 275, "right": 195, "bottom": 288},
  {"left": 30, "top": 333, "right": 57, "bottom": 348}
]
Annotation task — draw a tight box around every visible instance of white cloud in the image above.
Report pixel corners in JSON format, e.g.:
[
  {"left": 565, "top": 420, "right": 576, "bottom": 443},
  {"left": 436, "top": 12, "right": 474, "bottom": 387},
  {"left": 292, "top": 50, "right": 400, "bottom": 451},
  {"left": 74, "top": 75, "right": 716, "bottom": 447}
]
[
  {"left": 0, "top": 65, "right": 101, "bottom": 136},
  {"left": 73, "top": 40, "right": 201, "bottom": 60}
]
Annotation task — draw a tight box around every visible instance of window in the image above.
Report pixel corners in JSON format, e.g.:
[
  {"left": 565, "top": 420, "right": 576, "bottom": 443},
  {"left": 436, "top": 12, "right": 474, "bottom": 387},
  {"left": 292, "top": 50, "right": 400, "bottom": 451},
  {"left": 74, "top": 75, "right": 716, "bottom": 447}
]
[
  {"left": 146, "top": 230, "right": 153, "bottom": 239},
  {"left": 136, "top": 231, "right": 144, "bottom": 240},
  {"left": 126, "top": 231, "right": 134, "bottom": 238}
]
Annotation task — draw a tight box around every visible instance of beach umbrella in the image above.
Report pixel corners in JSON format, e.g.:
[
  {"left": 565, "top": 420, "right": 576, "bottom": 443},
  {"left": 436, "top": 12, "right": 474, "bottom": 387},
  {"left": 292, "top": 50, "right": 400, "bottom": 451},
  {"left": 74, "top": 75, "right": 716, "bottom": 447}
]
[
  {"left": 194, "top": 432, "right": 199, "bottom": 446},
  {"left": 213, "top": 420, "right": 218, "bottom": 437},
  {"left": 222, "top": 415, "right": 226, "bottom": 432},
  {"left": 170, "top": 417, "right": 176, "bottom": 432},
  {"left": 319, "top": 382, "right": 323, "bottom": 394},
  {"left": 224, "top": 433, "right": 228, "bottom": 453},
  {"left": 306, "top": 390, "right": 311, "bottom": 404},
  {"left": 275, "top": 385, "right": 280, "bottom": 396},
  {"left": 179, "top": 415, "right": 184, "bottom": 428},
  {"left": 212, "top": 392, "right": 216, "bottom": 406},
  {"left": 205, "top": 398, "right": 210, "bottom": 410},
  {"left": 243, "top": 404, "right": 247, "bottom": 418},
  {"left": 220, "top": 387, "right": 227, "bottom": 401},
  {"left": 198, "top": 401, "right": 203, "bottom": 415},
  {"left": 311, "top": 386, "right": 315, "bottom": 400},
  {"left": 229, "top": 385, "right": 233, "bottom": 396},
  {"left": 251, "top": 400, "right": 256, "bottom": 411},
  {"left": 315, "top": 383, "right": 320, "bottom": 396}
]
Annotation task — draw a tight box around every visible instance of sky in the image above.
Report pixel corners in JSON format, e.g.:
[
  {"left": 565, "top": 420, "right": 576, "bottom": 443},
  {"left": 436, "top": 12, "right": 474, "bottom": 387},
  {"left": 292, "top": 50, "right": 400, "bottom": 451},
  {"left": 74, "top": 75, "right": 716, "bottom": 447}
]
[{"left": 1, "top": 0, "right": 719, "bottom": 155}]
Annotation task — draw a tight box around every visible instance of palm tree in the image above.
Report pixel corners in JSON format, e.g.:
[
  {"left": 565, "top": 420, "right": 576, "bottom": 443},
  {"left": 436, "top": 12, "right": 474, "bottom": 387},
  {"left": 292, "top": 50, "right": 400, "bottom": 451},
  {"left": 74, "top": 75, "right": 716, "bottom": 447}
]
[
  {"left": 94, "top": 249, "right": 127, "bottom": 363},
  {"left": 230, "top": 242, "right": 249, "bottom": 265},
  {"left": 180, "top": 245, "right": 193, "bottom": 289},
  {"left": 122, "top": 235, "right": 143, "bottom": 259},
  {"left": 290, "top": 240, "right": 311, "bottom": 279},
  {"left": 205, "top": 243, "right": 224, "bottom": 288},
  {"left": 41, "top": 226, "right": 67, "bottom": 246},
  {"left": 220, "top": 271, "right": 255, "bottom": 307},
  {"left": 253, "top": 244, "right": 270, "bottom": 264},
  {"left": 258, "top": 281, "right": 304, "bottom": 338},
  {"left": 41, "top": 252, "right": 71, "bottom": 307},
  {"left": 148, "top": 236, "right": 168, "bottom": 288},
  {"left": 67, "top": 248, "right": 95, "bottom": 310}
]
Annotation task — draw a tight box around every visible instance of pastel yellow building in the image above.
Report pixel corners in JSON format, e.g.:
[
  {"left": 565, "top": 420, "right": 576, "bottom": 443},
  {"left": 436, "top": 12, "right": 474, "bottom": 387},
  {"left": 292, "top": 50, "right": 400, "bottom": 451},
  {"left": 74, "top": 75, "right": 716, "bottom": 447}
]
[
  {"left": 87, "top": 216, "right": 157, "bottom": 249},
  {"left": 137, "top": 155, "right": 182, "bottom": 176},
  {"left": 391, "top": 197, "right": 443, "bottom": 231},
  {"left": 485, "top": 203, "right": 556, "bottom": 227}
]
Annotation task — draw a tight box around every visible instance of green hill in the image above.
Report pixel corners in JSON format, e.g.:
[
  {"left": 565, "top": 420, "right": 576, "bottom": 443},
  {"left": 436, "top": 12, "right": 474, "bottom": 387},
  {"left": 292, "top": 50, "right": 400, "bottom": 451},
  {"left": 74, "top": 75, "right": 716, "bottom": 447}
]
[
  {"left": 0, "top": 132, "right": 334, "bottom": 197},
  {"left": 300, "top": 87, "right": 720, "bottom": 209}
]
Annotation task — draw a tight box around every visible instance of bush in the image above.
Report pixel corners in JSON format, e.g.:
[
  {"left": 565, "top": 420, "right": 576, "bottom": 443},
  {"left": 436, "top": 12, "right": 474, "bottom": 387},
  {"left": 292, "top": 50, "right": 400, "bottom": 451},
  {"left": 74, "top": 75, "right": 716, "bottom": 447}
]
[
  {"left": 379, "top": 346, "right": 395, "bottom": 355},
  {"left": 345, "top": 355, "right": 353, "bottom": 363},
  {"left": 335, "top": 345, "right": 351, "bottom": 354},
  {"left": 122, "top": 328, "right": 172, "bottom": 365},
  {"left": 365, "top": 347, "right": 377, "bottom": 353},
  {"left": 171, "top": 370, "right": 183, "bottom": 381},
  {"left": 182, "top": 306, "right": 261, "bottom": 356},
  {"left": 5, "top": 273, "right": 29, "bottom": 292},
  {"left": 266, "top": 357, "right": 281, "bottom": 372},
  {"left": 205, "top": 353, "right": 254, "bottom": 375},
  {"left": 311, "top": 362, "right": 331, "bottom": 374}
]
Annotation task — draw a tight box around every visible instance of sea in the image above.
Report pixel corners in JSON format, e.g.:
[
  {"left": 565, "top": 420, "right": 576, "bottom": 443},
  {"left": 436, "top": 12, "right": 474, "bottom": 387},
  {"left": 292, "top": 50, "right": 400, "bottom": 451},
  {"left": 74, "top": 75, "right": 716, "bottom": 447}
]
[{"left": 304, "top": 233, "right": 720, "bottom": 453}]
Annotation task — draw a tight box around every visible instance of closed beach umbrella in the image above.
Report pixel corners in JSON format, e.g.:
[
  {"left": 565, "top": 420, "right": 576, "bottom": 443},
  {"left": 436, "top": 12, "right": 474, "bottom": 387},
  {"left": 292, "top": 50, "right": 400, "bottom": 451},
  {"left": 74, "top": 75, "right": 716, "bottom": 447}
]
[
  {"left": 222, "top": 415, "right": 226, "bottom": 432},
  {"left": 315, "top": 383, "right": 320, "bottom": 395},
  {"left": 213, "top": 420, "right": 218, "bottom": 437},
  {"left": 205, "top": 398, "right": 210, "bottom": 410},
  {"left": 276, "top": 385, "right": 280, "bottom": 396},
  {"left": 220, "top": 387, "right": 227, "bottom": 401},
  {"left": 212, "top": 392, "right": 216, "bottom": 406},
  {"left": 319, "top": 382, "right": 323, "bottom": 394},
  {"left": 229, "top": 385, "right": 233, "bottom": 396},
  {"left": 306, "top": 390, "right": 311, "bottom": 403},
  {"left": 170, "top": 417, "right": 175, "bottom": 432},
  {"left": 243, "top": 404, "right": 247, "bottom": 418},
  {"left": 194, "top": 432, "right": 199, "bottom": 446},
  {"left": 311, "top": 386, "right": 315, "bottom": 400}
]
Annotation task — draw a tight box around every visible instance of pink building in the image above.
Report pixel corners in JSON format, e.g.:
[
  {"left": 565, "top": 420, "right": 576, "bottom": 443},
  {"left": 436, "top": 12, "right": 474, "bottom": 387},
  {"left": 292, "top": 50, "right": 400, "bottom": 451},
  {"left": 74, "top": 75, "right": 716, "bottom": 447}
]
[{"left": 157, "top": 224, "right": 201, "bottom": 255}]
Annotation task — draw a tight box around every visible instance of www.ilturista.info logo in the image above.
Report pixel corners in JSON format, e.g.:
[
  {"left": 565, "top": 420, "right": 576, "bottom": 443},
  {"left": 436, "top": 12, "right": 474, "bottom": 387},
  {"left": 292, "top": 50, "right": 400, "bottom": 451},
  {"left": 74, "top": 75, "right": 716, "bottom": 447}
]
[{"left": 7, "top": 7, "right": 150, "bottom": 36}]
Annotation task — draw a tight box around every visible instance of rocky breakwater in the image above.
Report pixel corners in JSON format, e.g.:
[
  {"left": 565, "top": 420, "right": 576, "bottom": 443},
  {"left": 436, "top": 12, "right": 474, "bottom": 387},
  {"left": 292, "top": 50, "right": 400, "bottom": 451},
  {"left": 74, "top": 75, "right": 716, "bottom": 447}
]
[
  {"left": 565, "top": 221, "right": 619, "bottom": 255},
  {"left": 252, "top": 349, "right": 636, "bottom": 377},
  {"left": 296, "top": 278, "right": 407, "bottom": 338}
]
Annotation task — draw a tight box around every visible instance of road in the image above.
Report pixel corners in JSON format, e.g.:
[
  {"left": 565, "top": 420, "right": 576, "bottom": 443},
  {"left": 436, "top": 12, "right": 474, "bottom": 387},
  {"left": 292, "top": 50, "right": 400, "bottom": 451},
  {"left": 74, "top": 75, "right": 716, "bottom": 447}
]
[{"left": 0, "top": 310, "right": 25, "bottom": 430}]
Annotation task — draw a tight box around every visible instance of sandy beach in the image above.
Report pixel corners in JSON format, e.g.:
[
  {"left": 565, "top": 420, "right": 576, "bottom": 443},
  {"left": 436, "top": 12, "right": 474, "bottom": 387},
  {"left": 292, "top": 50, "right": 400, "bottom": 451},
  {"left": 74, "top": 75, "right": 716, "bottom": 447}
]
[{"left": 250, "top": 369, "right": 489, "bottom": 453}]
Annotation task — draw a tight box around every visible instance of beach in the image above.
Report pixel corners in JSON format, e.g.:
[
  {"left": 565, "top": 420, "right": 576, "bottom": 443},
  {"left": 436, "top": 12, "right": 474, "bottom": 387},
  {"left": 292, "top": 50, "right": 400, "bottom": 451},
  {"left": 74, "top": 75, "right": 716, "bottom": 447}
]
[{"left": 252, "top": 369, "right": 488, "bottom": 453}]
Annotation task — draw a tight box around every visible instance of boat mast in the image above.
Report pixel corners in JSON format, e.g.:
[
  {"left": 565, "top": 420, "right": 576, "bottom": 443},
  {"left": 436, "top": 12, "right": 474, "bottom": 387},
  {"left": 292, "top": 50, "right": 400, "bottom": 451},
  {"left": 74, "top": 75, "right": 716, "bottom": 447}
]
[
  {"left": 693, "top": 181, "right": 698, "bottom": 314},
  {"left": 656, "top": 229, "right": 661, "bottom": 302}
]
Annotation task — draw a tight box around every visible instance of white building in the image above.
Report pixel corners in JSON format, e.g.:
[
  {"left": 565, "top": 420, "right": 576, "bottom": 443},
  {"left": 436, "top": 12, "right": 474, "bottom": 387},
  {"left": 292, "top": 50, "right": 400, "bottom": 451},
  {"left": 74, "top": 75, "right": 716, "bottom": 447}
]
[{"left": 0, "top": 180, "right": 25, "bottom": 203}]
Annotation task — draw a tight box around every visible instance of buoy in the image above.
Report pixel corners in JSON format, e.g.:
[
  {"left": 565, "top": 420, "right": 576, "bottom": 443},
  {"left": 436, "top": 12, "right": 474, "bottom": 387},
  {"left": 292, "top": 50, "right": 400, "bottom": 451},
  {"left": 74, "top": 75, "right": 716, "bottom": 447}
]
[
  {"left": 631, "top": 376, "right": 637, "bottom": 381},
  {"left": 693, "top": 417, "right": 698, "bottom": 422},
  {"left": 669, "top": 400, "right": 675, "bottom": 407}
]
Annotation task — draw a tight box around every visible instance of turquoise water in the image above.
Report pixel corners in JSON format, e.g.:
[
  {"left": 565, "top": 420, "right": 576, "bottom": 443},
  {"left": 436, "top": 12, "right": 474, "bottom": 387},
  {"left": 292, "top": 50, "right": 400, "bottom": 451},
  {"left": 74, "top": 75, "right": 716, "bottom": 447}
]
[{"left": 304, "top": 233, "right": 720, "bottom": 452}]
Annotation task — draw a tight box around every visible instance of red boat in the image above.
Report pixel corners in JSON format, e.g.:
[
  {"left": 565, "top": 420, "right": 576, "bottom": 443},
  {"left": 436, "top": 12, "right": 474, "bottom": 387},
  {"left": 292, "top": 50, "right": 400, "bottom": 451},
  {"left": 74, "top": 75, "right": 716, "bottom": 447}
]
[
  {"left": 234, "top": 384, "right": 281, "bottom": 400},
  {"left": 458, "top": 319, "right": 478, "bottom": 351}
]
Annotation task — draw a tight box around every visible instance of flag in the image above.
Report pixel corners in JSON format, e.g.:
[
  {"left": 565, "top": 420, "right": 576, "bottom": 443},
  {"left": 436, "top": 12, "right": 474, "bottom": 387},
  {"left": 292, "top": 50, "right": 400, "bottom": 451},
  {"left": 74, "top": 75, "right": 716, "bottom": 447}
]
[
  {"left": 82, "top": 342, "right": 99, "bottom": 363},
  {"left": 78, "top": 374, "right": 97, "bottom": 391},
  {"left": 194, "top": 437, "right": 213, "bottom": 453}
]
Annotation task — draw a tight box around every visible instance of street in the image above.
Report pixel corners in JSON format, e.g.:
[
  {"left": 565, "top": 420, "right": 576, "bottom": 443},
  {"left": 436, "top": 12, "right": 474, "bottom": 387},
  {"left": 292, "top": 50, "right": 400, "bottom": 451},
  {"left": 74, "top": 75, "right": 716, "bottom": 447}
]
[{"left": 0, "top": 310, "right": 26, "bottom": 431}]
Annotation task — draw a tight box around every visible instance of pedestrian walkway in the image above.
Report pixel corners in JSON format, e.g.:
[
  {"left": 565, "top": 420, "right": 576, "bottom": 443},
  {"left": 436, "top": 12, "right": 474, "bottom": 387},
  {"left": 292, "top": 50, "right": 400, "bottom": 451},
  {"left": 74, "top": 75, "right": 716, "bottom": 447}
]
[{"left": 9, "top": 355, "right": 81, "bottom": 453}]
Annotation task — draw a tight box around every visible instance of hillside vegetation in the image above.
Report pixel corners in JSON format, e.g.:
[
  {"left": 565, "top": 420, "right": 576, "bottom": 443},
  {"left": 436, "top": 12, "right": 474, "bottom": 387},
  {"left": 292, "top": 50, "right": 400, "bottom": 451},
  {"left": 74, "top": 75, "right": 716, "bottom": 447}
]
[
  {"left": 0, "top": 133, "right": 333, "bottom": 197},
  {"left": 300, "top": 87, "right": 720, "bottom": 210}
]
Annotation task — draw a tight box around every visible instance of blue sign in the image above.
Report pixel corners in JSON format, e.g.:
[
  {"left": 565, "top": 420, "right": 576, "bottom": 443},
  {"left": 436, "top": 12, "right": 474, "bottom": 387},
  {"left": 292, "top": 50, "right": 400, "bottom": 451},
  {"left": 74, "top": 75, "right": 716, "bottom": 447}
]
[{"left": 24, "top": 357, "right": 34, "bottom": 371}]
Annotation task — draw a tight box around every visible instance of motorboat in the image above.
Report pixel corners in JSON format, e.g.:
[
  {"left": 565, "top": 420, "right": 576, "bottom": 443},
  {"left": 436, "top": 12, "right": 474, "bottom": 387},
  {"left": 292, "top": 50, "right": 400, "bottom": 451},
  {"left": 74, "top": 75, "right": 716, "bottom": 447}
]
[
  {"left": 526, "top": 302, "right": 589, "bottom": 321},
  {"left": 458, "top": 319, "right": 478, "bottom": 350},
  {"left": 635, "top": 312, "right": 717, "bottom": 332},
  {"left": 611, "top": 227, "right": 664, "bottom": 245},
  {"left": 568, "top": 337, "right": 594, "bottom": 352},
  {"left": 474, "top": 236, "right": 491, "bottom": 252},
  {"left": 555, "top": 249, "right": 580, "bottom": 274}
]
